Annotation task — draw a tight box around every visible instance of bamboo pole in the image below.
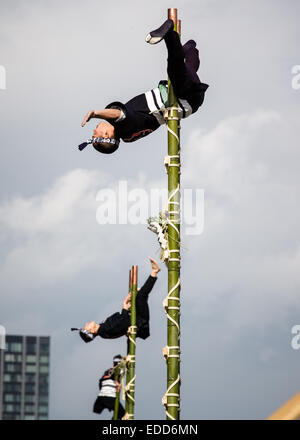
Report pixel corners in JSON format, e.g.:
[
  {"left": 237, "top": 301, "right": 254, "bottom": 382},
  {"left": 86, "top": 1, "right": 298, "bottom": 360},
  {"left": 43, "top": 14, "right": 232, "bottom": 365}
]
[
  {"left": 113, "top": 356, "right": 126, "bottom": 420},
  {"left": 113, "top": 368, "right": 121, "bottom": 420},
  {"left": 124, "top": 269, "right": 132, "bottom": 417},
  {"left": 267, "top": 390, "right": 300, "bottom": 420},
  {"left": 165, "top": 7, "right": 181, "bottom": 420},
  {"left": 124, "top": 266, "right": 138, "bottom": 420}
]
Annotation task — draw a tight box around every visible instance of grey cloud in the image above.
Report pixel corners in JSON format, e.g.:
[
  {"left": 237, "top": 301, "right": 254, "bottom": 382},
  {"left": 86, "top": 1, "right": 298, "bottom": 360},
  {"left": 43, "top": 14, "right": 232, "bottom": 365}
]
[{"left": 1, "top": 0, "right": 300, "bottom": 421}]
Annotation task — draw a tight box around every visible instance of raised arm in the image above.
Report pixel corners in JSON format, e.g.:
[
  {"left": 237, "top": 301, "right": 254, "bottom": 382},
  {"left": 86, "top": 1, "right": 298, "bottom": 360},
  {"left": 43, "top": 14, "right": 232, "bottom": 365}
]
[
  {"left": 149, "top": 257, "right": 161, "bottom": 278},
  {"left": 81, "top": 108, "right": 121, "bottom": 127}
]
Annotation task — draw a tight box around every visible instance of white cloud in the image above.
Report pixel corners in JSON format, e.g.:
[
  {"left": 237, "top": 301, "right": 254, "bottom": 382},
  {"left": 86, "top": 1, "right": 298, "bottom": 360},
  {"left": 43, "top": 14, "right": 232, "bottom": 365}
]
[
  {"left": 1, "top": 108, "right": 300, "bottom": 419},
  {"left": 0, "top": 169, "right": 149, "bottom": 295},
  {"left": 182, "top": 110, "right": 300, "bottom": 334}
]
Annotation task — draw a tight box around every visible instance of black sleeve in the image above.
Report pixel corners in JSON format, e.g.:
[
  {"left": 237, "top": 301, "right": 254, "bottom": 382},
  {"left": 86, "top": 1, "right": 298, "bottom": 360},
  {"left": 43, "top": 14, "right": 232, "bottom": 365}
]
[
  {"left": 137, "top": 275, "right": 157, "bottom": 299},
  {"left": 105, "top": 99, "right": 159, "bottom": 142},
  {"left": 105, "top": 101, "right": 137, "bottom": 139},
  {"left": 97, "top": 309, "right": 130, "bottom": 339}
]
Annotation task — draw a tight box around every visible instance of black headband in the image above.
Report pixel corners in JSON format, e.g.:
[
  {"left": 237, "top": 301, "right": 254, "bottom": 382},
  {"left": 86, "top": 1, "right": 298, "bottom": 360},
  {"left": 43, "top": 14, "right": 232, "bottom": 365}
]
[{"left": 78, "top": 137, "right": 120, "bottom": 151}]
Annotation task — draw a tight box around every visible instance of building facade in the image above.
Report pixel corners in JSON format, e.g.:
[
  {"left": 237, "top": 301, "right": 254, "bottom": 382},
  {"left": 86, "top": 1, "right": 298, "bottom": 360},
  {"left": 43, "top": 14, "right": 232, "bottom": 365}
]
[{"left": 0, "top": 335, "right": 50, "bottom": 420}]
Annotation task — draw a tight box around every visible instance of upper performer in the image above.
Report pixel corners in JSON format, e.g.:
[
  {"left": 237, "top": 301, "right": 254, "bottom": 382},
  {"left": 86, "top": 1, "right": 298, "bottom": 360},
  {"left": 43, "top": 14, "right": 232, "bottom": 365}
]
[{"left": 79, "top": 19, "right": 209, "bottom": 154}]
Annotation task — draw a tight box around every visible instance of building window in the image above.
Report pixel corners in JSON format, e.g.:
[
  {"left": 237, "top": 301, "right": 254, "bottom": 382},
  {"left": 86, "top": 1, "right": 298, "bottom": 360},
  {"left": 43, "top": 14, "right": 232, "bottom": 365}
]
[
  {"left": 25, "top": 383, "right": 35, "bottom": 393},
  {"left": 5, "top": 363, "right": 22, "bottom": 373},
  {"left": 24, "top": 415, "right": 35, "bottom": 420},
  {"left": 26, "top": 355, "right": 36, "bottom": 363},
  {"left": 38, "top": 415, "right": 48, "bottom": 420},
  {"left": 9, "top": 342, "right": 22, "bottom": 353},
  {"left": 4, "top": 383, "right": 21, "bottom": 393},
  {"left": 4, "top": 404, "right": 14, "bottom": 413},
  {"left": 25, "top": 394, "right": 36, "bottom": 403},
  {"left": 38, "top": 395, "right": 49, "bottom": 404},
  {"left": 26, "top": 364, "right": 36, "bottom": 373},
  {"left": 39, "top": 374, "right": 48, "bottom": 384},
  {"left": 39, "top": 355, "right": 49, "bottom": 364},
  {"left": 4, "top": 394, "right": 21, "bottom": 403},
  {"left": 5, "top": 354, "right": 22, "bottom": 362},
  {"left": 3, "top": 374, "right": 11, "bottom": 382},
  {"left": 38, "top": 405, "right": 48, "bottom": 414},
  {"left": 26, "top": 373, "right": 36, "bottom": 383},
  {"left": 39, "top": 365, "right": 49, "bottom": 374},
  {"left": 2, "top": 414, "right": 14, "bottom": 420},
  {"left": 39, "top": 385, "right": 48, "bottom": 394},
  {"left": 25, "top": 404, "right": 35, "bottom": 413},
  {"left": 11, "top": 374, "right": 22, "bottom": 382},
  {"left": 40, "top": 340, "right": 49, "bottom": 355}
]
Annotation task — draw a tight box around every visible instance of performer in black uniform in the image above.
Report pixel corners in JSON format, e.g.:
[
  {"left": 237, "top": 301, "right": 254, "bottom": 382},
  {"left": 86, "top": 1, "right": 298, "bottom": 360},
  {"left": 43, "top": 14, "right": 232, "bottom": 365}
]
[
  {"left": 93, "top": 354, "right": 125, "bottom": 420},
  {"left": 79, "top": 19, "right": 209, "bottom": 154},
  {"left": 82, "top": 257, "right": 160, "bottom": 340}
]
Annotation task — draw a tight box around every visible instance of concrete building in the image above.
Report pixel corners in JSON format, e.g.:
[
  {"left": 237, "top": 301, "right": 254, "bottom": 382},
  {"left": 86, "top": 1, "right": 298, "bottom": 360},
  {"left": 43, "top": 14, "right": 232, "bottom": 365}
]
[{"left": 0, "top": 335, "right": 50, "bottom": 420}]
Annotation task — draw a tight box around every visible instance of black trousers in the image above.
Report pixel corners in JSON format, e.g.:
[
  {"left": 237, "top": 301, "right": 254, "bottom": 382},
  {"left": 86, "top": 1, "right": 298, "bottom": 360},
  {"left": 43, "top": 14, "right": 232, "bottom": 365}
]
[
  {"left": 165, "top": 30, "right": 200, "bottom": 88},
  {"left": 164, "top": 30, "right": 207, "bottom": 112},
  {"left": 136, "top": 285, "right": 150, "bottom": 325},
  {"left": 93, "top": 396, "right": 125, "bottom": 420}
]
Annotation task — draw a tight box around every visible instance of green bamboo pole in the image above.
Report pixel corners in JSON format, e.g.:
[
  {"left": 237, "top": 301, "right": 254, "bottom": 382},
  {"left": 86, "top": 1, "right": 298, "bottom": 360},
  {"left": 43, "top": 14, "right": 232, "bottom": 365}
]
[
  {"left": 166, "top": 7, "right": 181, "bottom": 420},
  {"left": 124, "top": 266, "right": 138, "bottom": 420},
  {"left": 112, "top": 367, "right": 120, "bottom": 420},
  {"left": 112, "top": 356, "right": 126, "bottom": 420},
  {"left": 124, "top": 269, "right": 132, "bottom": 418}
]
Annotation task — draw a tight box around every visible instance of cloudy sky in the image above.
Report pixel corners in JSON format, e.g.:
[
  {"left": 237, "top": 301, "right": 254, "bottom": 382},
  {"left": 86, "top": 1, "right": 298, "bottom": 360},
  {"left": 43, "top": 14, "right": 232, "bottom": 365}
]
[{"left": 1, "top": 0, "right": 300, "bottom": 420}]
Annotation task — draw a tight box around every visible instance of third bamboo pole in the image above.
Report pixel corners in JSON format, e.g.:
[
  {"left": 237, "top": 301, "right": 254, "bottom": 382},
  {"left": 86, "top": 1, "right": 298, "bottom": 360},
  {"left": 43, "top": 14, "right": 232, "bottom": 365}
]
[{"left": 125, "top": 266, "right": 138, "bottom": 419}]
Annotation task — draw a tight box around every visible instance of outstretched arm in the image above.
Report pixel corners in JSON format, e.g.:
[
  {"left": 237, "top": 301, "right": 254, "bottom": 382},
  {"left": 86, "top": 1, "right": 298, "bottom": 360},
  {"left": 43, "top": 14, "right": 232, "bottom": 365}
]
[
  {"left": 84, "top": 309, "right": 130, "bottom": 339},
  {"left": 81, "top": 108, "right": 121, "bottom": 127},
  {"left": 122, "top": 257, "right": 161, "bottom": 310}
]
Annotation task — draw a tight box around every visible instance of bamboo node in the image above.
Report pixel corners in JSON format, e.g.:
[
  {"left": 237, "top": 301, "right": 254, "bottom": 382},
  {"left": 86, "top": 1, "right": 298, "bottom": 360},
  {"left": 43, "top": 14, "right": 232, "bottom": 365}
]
[
  {"left": 162, "top": 374, "right": 181, "bottom": 417},
  {"left": 162, "top": 345, "right": 180, "bottom": 362},
  {"left": 127, "top": 325, "right": 137, "bottom": 336},
  {"left": 164, "top": 106, "right": 180, "bottom": 121},
  {"left": 122, "top": 413, "right": 134, "bottom": 420},
  {"left": 125, "top": 354, "right": 136, "bottom": 366},
  {"left": 164, "top": 155, "right": 181, "bottom": 174}
]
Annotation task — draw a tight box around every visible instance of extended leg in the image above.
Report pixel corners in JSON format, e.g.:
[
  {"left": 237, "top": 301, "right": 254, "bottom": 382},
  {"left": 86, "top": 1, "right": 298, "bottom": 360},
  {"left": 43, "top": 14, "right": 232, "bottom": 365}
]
[
  {"left": 146, "top": 20, "right": 201, "bottom": 95},
  {"left": 135, "top": 275, "right": 157, "bottom": 338},
  {"left": 164, "top": 30, "right": 187, "bottom": 95},
  {"left": 184, "top": 44, "right": 200, "bottom": 84}
]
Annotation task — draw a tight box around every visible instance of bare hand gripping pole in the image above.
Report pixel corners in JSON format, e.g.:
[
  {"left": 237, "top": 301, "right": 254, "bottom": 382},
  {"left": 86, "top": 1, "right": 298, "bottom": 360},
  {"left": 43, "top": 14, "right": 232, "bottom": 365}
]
[{"left": 112, "top": 358, "right": 126, "bottom": 421}]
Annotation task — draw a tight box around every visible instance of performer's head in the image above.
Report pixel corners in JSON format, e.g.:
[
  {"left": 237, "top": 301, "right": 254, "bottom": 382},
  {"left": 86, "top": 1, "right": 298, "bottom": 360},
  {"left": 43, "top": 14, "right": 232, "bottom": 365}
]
[
  {"left": 92, "top": 121, "right": 119, "bottom": 154},
  {"left": 113, "top": 354, "right": 122, "bottom": 366}
]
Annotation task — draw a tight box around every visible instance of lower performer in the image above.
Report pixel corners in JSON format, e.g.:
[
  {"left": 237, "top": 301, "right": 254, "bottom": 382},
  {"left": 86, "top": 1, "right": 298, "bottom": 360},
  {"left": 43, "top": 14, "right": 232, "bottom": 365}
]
[
  {"left": 93, "top": 354, "right": 125, "bottom": 420},
  {"left": 81, "top": 257, "right": 160, "bottom": 340}
]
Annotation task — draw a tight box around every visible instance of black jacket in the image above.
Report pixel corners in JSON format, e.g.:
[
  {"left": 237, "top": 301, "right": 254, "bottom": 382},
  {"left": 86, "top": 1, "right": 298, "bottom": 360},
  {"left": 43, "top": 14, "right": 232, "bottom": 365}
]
[
  {"left": 97, "top": 275, "right": 157, "bottom": 340},
  {"left": 106, "top": 80, "right": 208, "bottom": 143}
]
